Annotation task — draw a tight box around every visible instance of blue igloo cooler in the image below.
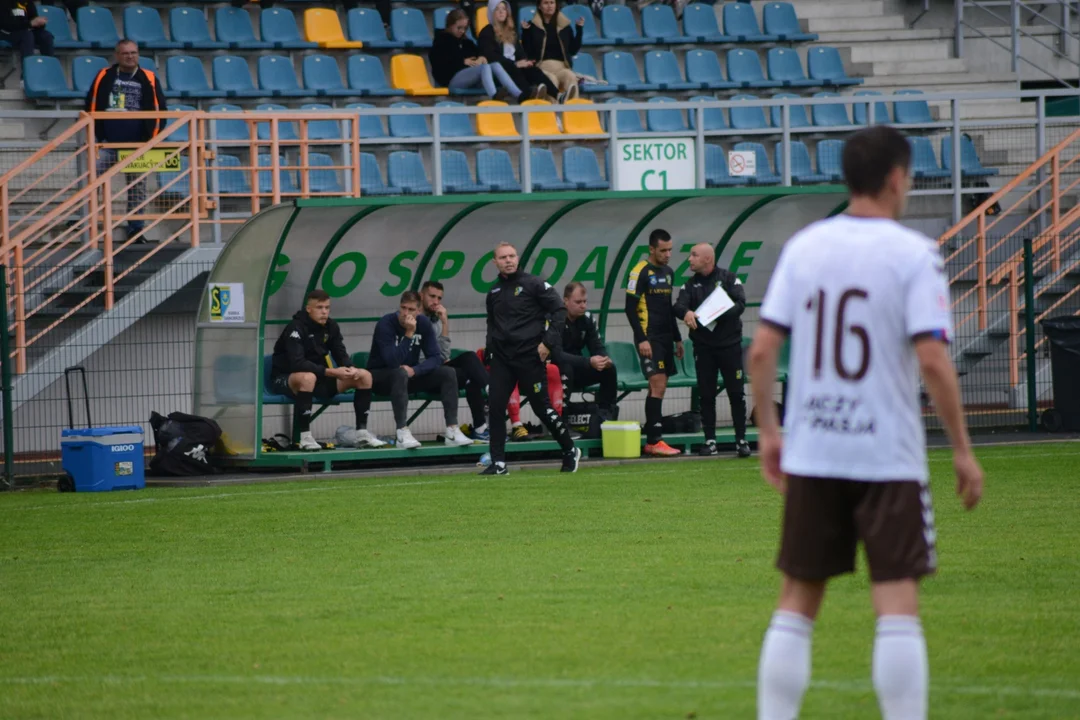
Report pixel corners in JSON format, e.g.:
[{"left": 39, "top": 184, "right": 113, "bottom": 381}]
[{"left": 60, "top": 426, "right": 146, "bottom": 492}]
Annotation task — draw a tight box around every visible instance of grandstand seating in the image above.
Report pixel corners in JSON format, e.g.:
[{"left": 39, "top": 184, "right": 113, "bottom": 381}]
[
  {"left": 441, "top": 149, "right": 485, "bottom": 193},
  {"left": 308, "top": 152, "right": 344, "bottom": 192},
  {"left": 601, "top": 5, "right": 649, "bottom": 45},
  {"left": 38, "top": 4, "right": 88, "bottom": 49},
  {"left": 124, "top": 5, "right": 182, "bottom": 50},
  {"left": 683, "top": 3, "right": 731, "bottom": 43},
  {"left": 257, "top": 154, "right": 299, "bottom": 194},
  {"left": 571, "top": 53, "right": 605, "bottom": 93},
  {"left": 770, "top": 93, "right": 810, "bottom": 128},
  {"left": 530, "top": 148, "right": 574, "bottom": 191},
  {"left": 811, "top": 92, "right": 851, "bottom": 127},
  {"left": 215, "top": 7, "right": 272, "bottom": 49},
  {"left": 76, "top": 6, "right": 119, "bottom": 49},
  {"left": 348, "top": 54, "right": 406, "bottom": 96},
  {"left": 258, "top": 55, "right": 314, "bottom": 97},
  {"left": 767, "top": 48, "right": 817, "bottom": 88},
  {"left": 816, "top": 139, "right": 844, "bottom": 181},
  {"left": 304, "top": 7, "right": 364, "bottom": 49},
  {"left": 260, "top": 8, "right": 318, "bottom": 49},
  {"left": 299, "top": 103, "right": 344, "bottom": 141},
  {"left": 435, "top": 101, "right": 474, "bottom": 138},
  {"left": 645, "top": 51, "right": 697, "bottom": 91},
  {"left": 722, "top": 3, "right": 776, "bottom": 43},
  {"left": 733, "top": 142, "right": 781, "bottom": 184},
  {"left": 388, "top": 150, "right": 433, "bottom": 194},
  {"left": 522, "top": 100, "right": 561, "bottom": 136},
  {"left": 563, "top": 99, "right": 604, "bottom": 135},
  {"left": 23, "top": 56, "right": 81, "bottom": 100},
  {"left": 361, "top": 152, "right": 401, "bottom": 195},
  {"left": 604, "top": 97, "right": 644, "bottom": 133},
  {"left": 807, "top": 46, "right": 863, "bottom": 86},
  {"left": 908, "top": 136, "right": 951, "bottom": 179},
  {"left": 776, "top": 141, "right": 830, "bottom": 183},
  {"left": 685, "top": 50, "right": 736, "bottom": 90},
  {"left": 646, "top": 96, "right": 687, "bottom": 132},
  {"left": 942, "top": 136, "right": 999, "bottom": 177},
  {"left": 170, "top": 6, "right": 228, "bottom": 50},
  {"left": 208, "top": 103, "right": 250, "bottom": 141},
  {"left": 302, "top": 54, "right": 353, "bottom": 97},
  {"left": 763, "top": 2, "right": 817, "bottom": 42},
  {"left": 894, "top": 89, "right": 934, "bottom": 124},
  {"left": 72, "top": 55, "right": 108, "bottom": 95},
  {"left": 563, "top": 147, "right": 608, "bottom": 189},
  {"left": 348, "top": 102, "right": 387, "bottom": 139},
  {"left": 688, "top": 95, "right": 728, "bottom": 131},
  {"left": 255, "top": 104, "right": 299, "bottom": 140},
  {"left": 388, "top": 101, "right": 429, "bottom": 138},
  {"left": 390, "top": 54, "right": 447, "bottom": 96},
  {"left": 347, "top": 8, "right": 402, "bottom": 48},
  {"left": 477, "top": 148, "right": 520, "bottom": 192},
  {"left": 640, "top": 5, "right": 692, "bottom": 44},
  {"left": 212, "top": 55, "right": 263, "bottom": 98},
  {"left": 729, "top": 94, "right": 769, "bottom": 130},
  {"left": 165, "top": 55, "right": 226, "bottom": 99},
  {"left": 475, "top": 100, "right": 519, "bottom": 137},
  {"left": 704, "top": 144, "right": 746, "bottom": 187},
  {"left": 603, "top": 52, "right": 658, "bottom": 91},
  {"left": 214, "top": 154, "right": 252, "bottom": 194},
  {"left": 853, "top": 90, "right": 890, "bottom": 124},
  {"left": 727, "top": 49, "right": 781, "bottom": 89},
  {"left": 390, "top": 8, "right": 433, "bottom": 48},
  {"left": 561, "top": 5, "right": 602, "bottom": 46}
]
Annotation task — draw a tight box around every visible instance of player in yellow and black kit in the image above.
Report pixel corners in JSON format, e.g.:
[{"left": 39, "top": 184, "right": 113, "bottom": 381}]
[{"left": 625, "top": 229, "right": 684, "bottom": 456}]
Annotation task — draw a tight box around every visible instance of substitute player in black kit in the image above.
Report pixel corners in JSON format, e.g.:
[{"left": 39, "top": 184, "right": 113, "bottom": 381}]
[
  {"left": 482, "top": 242, "right": 580, "bottom": 475},
  {"left": 674, "top": 242, "right": 751, "bottom": 458}
]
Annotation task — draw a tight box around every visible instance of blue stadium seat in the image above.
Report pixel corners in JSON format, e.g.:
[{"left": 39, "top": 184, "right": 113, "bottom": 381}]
[
  {"left": 76, "top": 6, "right": 119, "bottom": 49},
  {"left": 23, "top": 56, "right": 81, "bottom": 99},
  {"left": 816, "top": 139, "right": 844, "bottom": 181},
  {"left": 762, "top": 2, "right": 817, "bottom": 41},
  {"left": 704, "top": 144, "right": 747, "bottom": 186},
  {"left": 685, "top": 49, "right": 736, "bottom": 90},
  {"left": 301, "top": 103, "right": 344, "bottom": 141},
  {"left": 347, "top": 8, "right": 402, "bottom": 48},
  {"left": 600, "top": 5, "right": 648, "bottom": 45},
  {"left": 213, "top": 154, "right": 252, "bottom": 195},
  {"left": 530, "top": 148, "right": 574, "bottom": 191},
  {"left": 571, "top": 53, "right": 606, "bottom": 93},
  {"left": 807, "top": 46, "right": 862, "bottom": 86},
  {"left": 602, "top": 52, "right": 659, "bottom": 91},
  {"left": 683, "top": 3, "right": 731, "bottom": 43},
  {"left": 603, "top": 97, "right": 644, "bottom": 133},
  {"left": 776, "top": 141, "right": 829, "bottom": 183},
  {"left": 162, "top": 103, "right": 195, "bottom": 142},
  {"left": 687, "top": 95, "right": 727, "bottom": 131},
  {"left": 260, "top": 8, "right": 318, "bottom": 49},
  {"left": 207, "top": 103, "right": 250, "bottom": 141},
  {"left": 38, "top": 4, "right": 89, "bottom": 49},
  {"left": 908, "top": 136, "right": 950, "bottom": 179},
  {"left": 727, "top": 49, "right": 781, "bottom": 89},
  {"left": 441, "top": 149, "right": 486, "bottom": 193},
  {"left": 170, "top": 7, "right": 228, "bottom": 49},
  {"left": 124, "top": 5, "right": 182, "bottom": 49},
  {"left": 941, "top": 135, "right": 999, "bottom": 177},
  {"left": 307, "top": 152, "right": 344, "bottom": 193},
  {"left": 561, "top": 5, "right": 603, "bottom": 46},
  {"left": 389, "top": 101, "right": 430, "bottom": 138},
  {"left": 811, "top": 92, "right": 851, "bottom": 127},
  {"left": 729, "top": 93, "right": 769, "bottom": 130},
  {"left": 476, "top": 148, "right": 520, "bottom": 191},
  {"left": 212, "top": 55, "right": 263, "bottom": 98},
  {"left": 894, "top": 89, "right": 933, "bottom": 124},
  {"left": 563, "top": 147, "right": 608, "bottom": 189},
  {"left": 258, "top": 55, "right": 316, "bottom": 97},
  {"left": 72, "top": 55, "right": 109, "bottom": 94},
  {"left": 770, "top": 93, "right": 810, "bottom": 129},
  {"left": 733, "top": 142, "right": 782, "bottom": 184},
  {"left": 640, "top": 5, "right": 692, "bottom": 44},
  {"left": 348, "top": 54, "right": 406, "bottom": 96},
  {"left": 257, "top": 154, "right": 299, "bottom": 194},
  {"left": 646, "top": 96, "right": 687, "bottom": 132},
  {"left": 361, "top": 152, "right": 401, "bottom": 196},
  {"left": 645, "top": 50, "right": 696, "bottom": 91},
  {"left": 346, "top": 102, "right": 387, "bottom": 139},
  {"left": 138, "top": 55, "right": 158, "bottom": 75},
  {"left": 723, "top": 2, "right": 776, "bottom": 42},
  {"left": 303, "top": 54, "right": 352, "bottom": 97},
  {"left": 853, "top": 90, "right": 890, "bottom": 124},
  {"left": 388, "top": 151, "right": 433, "bottom": 194},
  {"left": 158, "top": 155, "right": 191, "bottom": 198},
  {"left": 767, "top": 48, "right": 816, "bottom": 88},
  {"left": 215, "top": 7, "right": 272, "bottom": 49},
  {"left": 165, "top": 56, "right": 226, "bottom": 99},
  {"left": 435, "top": 101, "right": 474, "bottom": 138},
  {"left": 391, "top": 8, "right": 433, "bottom": 48},
  {"left": 518, "top": 5, "right": 537, "bottom": 26},
  {"left": 255, "top": 103, "right": 299, "bottom": 141}
]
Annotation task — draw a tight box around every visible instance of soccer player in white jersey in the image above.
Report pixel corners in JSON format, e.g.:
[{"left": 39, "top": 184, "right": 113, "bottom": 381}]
[{"left": 747, "top": 125, "right": 984, "bottom": 720}]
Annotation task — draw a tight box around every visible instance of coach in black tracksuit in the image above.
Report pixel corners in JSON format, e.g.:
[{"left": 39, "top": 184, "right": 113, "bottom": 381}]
[
  {"left": 673, "top": 243, "right": 751, "bottom": 458},
  {"left": 553, "top": 281, "right": 617, "bottom": 414},
  {"left": 483, "top": 243, "right": 579, "bottom": 475}
]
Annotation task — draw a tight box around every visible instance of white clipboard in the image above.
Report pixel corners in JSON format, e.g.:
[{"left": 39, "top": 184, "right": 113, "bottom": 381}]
[{"left": 694, "top": 285, "right": 735, "bottom": 330}]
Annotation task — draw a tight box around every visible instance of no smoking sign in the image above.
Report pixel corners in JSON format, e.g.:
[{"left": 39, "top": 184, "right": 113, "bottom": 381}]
[{"left": 728, "top": 150, "right": 757, "bottom": 178}]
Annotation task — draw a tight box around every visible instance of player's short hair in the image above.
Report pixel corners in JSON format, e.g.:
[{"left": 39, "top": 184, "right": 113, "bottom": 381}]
[
  {"left": 399, "top": 291, "right": 421, "bottom": 307},
  {"left": 305, "top": 289, "right": 330, "bottom": 304},
  {"left": 649, "top": 229, "right": 672, "bottom": 247},
  {"left": 842, "top": 125, "right": 911, "bottom": 197},
  {"left": 563, "top": 281, "right": 586, "bottom": 299},
  {"left": 421, "top": 280, "right": 444, "bottom": 292}
]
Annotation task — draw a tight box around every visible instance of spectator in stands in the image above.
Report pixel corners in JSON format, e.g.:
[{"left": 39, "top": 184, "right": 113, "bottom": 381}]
[
  {"left": 430, "top": 8, "right": 537, "bottom": 102},
  {"left": 521, "top": 0, "right": 584, "bottom": 102},
  {"left": 554, "top": 282, "right": 617, "bottom": 417},
  {"left": 84, "top": 39, "right": 167, "bottom": 241},
  {"left": 420, "top": 280, "right": 491, "bottom": 441},
  {"left": 271, "top": 290, "right": 384, "bottom": 452},
  {"left": 478, "top": 0, "right": 557, "bottom": 101},
  {"left": 367, "top": 291, "right": 475, "bottom": 450},
  {"left": 0, "top": 1, "right": 54, "bottom": 62}
]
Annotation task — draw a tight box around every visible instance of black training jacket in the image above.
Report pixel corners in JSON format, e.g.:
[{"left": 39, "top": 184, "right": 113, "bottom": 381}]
[
  {"left": 672, "top": 266, "right": 746, "bottom": 350},
  {"left": 271, "top": 309, "right": 352, "bottom": 378},
  {"left": 485, "top": 270, "right": 566, "bottom": 362},
  {"left": 554, "top": 311, "right": 606, "bottom": 364}
]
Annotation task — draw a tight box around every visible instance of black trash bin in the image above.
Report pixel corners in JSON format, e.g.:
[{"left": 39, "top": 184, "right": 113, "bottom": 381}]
[{"left": 1040, "top": 316, "right": 1080, "bottom": 432}]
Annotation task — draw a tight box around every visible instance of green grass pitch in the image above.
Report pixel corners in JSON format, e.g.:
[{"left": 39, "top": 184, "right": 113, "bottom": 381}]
[{"left": 1, "top": 442, "right": 1078, "bottom": 719}]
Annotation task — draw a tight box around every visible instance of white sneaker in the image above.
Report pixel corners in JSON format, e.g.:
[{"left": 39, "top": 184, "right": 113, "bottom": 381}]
[
  {"left": 355, "top": 428, "right": 387, "bottom": 448},
  {"left": 396, "top": 427, "right": 421, "bottom": 449},
  {"left": 298, "top": 431, "right": 321, "bottom": 451},
  {"left": 444, "top": 425, "right": 474, "bottom": 447}
]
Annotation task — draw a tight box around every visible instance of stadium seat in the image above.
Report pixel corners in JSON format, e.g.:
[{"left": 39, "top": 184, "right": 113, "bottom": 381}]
[
  {"left": 807, "top": 46, "right": 862, "bottom": 86},
  {"left": 347, "top": 102, "right": 387, "bottom": 139},
  {"left": 645, "top": 50, "right": 696, "bottom": 91},
  {"left": 600, "top": 5, "right": 648, "bottom": 45},
  {"left": 562, "top": 98, "right": 604, "bottom": 135},
  {"left": 260, "top": 8, "right": 318, "bottom": 50},
  {"left": 360, "top": 152, "right": 401, "bottom": 195},
  {"left": 942, "top": 135, "right": 999, "bottom": 177},
  {"left": 23, "top": 56, "right": 81, "bottom": 99},
  {"left": 307, "top": 152, "right": 344, "bottom": 193},
  {"left": 388, "top": 101, "right": 430, "bottom": 138},
  {"left": 391, "top": 8, "right": 433, "bottom": 48},
  {"left": 257, "top": 154, "right": 299, "bottom": 194},
  {"left": 776, "top": 141, "right": 830, "bottom": 183},
  {"left": 816, "top": 139, "right": 844, "bottom": 181},
  {"left": 348, "top": 54, "right": 406, "bottom": 96},
  {"left": 762, "top": 2, "right": 816, "bottom": 41},
  {"left": 258, "top": 54, "right": 316, "bottom": 97},
  {"left": 727, "top": 49, "right": 781, "bottom": 89},
  {"left": 137, "top": 55, "right": 158, "bottom": 75},
  {"left": 571, "top": 53, "right": 606, "bottom": 93},
  {"left": 733, "top": 141, "right": 781, "bottom": 184},
  {"left": 476, "top": 148, "right": 521, "bottom": 192},
  {"left": 729, "top": 93, "right": 769, "bottom": 130},
  {"left": 387, "top": 150, "right": 433, "bottom": 194},
  {"left": 76, "top": 6, "right": 119, "bottom": 49},
  {"left": 561, "top": 5, "right": 603, "bottom": 46},
  {"left": 38, "top": 5, "right": 89, "bottom": 49},
  {"left": 704, "top": 144, "right": 747, "bottom": 187},
  {"left": 476, "top": 100, "right": 519, "bottom": 137},
  {"left": 853, "top": 90, "right": 890, "bottom": 124},
  {"left": 207, "top": 103, "right": 250, "bottom": 141},
  {"left": 213, "top": 154, "right": 251, "bottom": 195},
  {"left": 811, "top": 92, "right": 851, "bottom": 127},
  {"left": 255, "top": 103, "right": 299, "bottom": 141},
  {"left": 687, "top": 94, "right": 727, "bottom": 131},
  {"left": 165, "top": 56, "right": 226, "bottom": 99},
  {"left": 522, "top": 100, "right": 561, "bottom": 136},
  {"left": 441, "top": 149, "right": 486, "bottom": 193},
  {"left": 563, "top": 147, "right": 608, "bottom": 189},
  {"left": 723, "top": 3, "right": 776, "bottom": 42},
  {"left": 302, "top": 54, "right": 352, "bottom": 97},
  {"left": 474, "top": 6, "right": 489, "bottom": 33},
  {"left": 530, "top": 148, "right": 574, "bottom": 191},
  {"left": 215, "top": 7, "right": 272, "bottom": 49},
  {"left": 767, "top": 48, "right": 816, "bottom": 88},
  {"left": 640, "top": 5, "right": 692, "bottom": 44},
  {"left": 390, "top": 54, "right": 448, "bottom": 96},
  {"left": 683, "top": 3, "right": 731, "bottom": 43},
  {"left": 518, "top": 5, "right": 537, "bottom": 26},
  {"left": 604, "top": 96, "right": 644, "bottom": 133},
  {"left": 433, "top": 7, "right": 461, "bottom": 34},
  {"left": 169, "top": 7, "right": 228, "bottom": 49},
  {"left": 908, "top": 136, "right": 950, "bottom": 179},
  {"left": 123, "top": 5, "right": 181, "bottom": 49},
  {"left": 435, "top": 101, "right": 474, "bottom": 138},
  {"left": 72, "top": 55, "right": 108, "bottom": 94},
  {"left": 603, "top": 51, "right": 659, "bottom": 91},
  {"left": 894, "top": 89, "right": 933, "bottom": 124},
  {"left": 212, "top": 55, "right": 264, "bottom": 98},
  {"left": 347, "top": 8, "right": 402, "bottom": 48},
  {"left": 685, "top": 49, "right": 737, "bottom": 90},
  {"left": 769, "top": 93, "right": 810, "bottom": 129},
  {"left": 161, "top": 104, "right": 195, "bottom": 142},
  {"left": 158, "top": 155, "right": 191, "bottom": 198},
  {"left": 646, "top": 96, "right": 687, "bottom": 132},
  {"left": 301, "top": 103, "right": 344, "bottom": 141},
  {"left": 304, "top": 8, "right": 364, "bottom": 49}
]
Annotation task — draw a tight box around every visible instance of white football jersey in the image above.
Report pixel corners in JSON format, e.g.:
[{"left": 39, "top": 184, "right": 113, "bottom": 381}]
[{"left": 759, "top": 215, "right": 952, "bottom": 482}]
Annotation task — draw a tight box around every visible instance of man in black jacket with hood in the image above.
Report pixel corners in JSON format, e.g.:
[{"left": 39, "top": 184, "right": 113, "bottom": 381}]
[
  {"left": 271, "top": 290, "right": 385, "bottom": 451},
  {"left": 554, "top": 281, "right": 617, "bottom": 415},
  {"left": 674, "top": 243, "right": 751, "bottom": 458},
  {"left": 0, "top": 0, "right": 53, "bottom": 61},
  {"left": 483, "top": 242, "right": 579, "bottom": 475}
]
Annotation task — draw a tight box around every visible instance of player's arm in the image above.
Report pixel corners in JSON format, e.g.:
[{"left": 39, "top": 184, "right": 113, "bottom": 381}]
[
  {"left": 624, "top": 264, "right": 649, "bottom": 345},
  {"left": 413, "top": 317, "right": 442, "bottom": 377},
  {"left": 374, "top": 316, "right": 409, "bottom": 369},
  {"left": 484, "top": 287, "right": 495, "bottom": 360},
  {"left": 724, "top": 271, "right": 747, "bottom": 317},
  {"left": 585, "top": 315, "right": 607, "bottom": 357},
  {"left": 326, "top": 321, "right": 352, "bottom": 368},
  {"left": 748, "top": 323, "right": 786, "bottom": 492},
  {"left": 534, "top": 278, "right": 567, "bottom": 351},
  {"left": 283, "top": 325, "right": 326, "bottom": 377}
]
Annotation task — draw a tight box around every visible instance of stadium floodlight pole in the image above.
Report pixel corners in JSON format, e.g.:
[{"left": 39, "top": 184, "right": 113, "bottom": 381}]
[
  {"left": 1024, "top": 237, "right": 1038, "bottom": 432},
  {"left": 0, "top": 265, "right": 13, "bottom": 488}
]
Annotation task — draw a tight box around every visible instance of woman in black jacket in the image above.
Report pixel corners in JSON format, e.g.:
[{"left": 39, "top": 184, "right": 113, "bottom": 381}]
[
  {"left": 477, "top": 0, "right": 556, "bottom": 100},
  {"left": 429, "top": 9, "right": 529, "bottom": 101},
  {"left": 521, "top": 0, "right": 584, "bottom": 101}
]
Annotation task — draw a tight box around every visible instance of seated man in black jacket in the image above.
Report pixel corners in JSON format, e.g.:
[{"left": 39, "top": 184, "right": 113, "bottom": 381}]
[
  {"left": 673, "top": 243, "right": 751, "bottom": 458},
  {"left": 0, "top": 0, "right": 53, "bottom": 62},
  {"left": 270, "top": 290, "right": 385, "bottom": 452},
  {"left": 553, "top": 282, "right": 617, "bottom": 416}
]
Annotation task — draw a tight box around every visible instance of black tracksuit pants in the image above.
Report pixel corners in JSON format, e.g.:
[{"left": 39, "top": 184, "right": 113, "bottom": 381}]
[
  {"left": 557, "top": 355, "right": 617, "bottom": 410},
  {"left": 488, "top": 353, "right": 574, "bottom": 463},
  {"left": 448, "top": 351, "right": 488, "bottom": 426},
  {"left": 694, "top": 342, "right": 747, "bottom": 442}
]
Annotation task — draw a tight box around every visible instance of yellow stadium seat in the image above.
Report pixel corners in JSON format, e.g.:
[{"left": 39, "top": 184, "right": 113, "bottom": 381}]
[
  {"left": 562, "top": 98, "right": 604, "bottom": 136},
  {"left": 390, "top": 54, "right": 450, "bottom": 96},
  {"left": 304, "top": 8, "right": 364, "bottom": 49},
  {"left": 521, "top": 99, "right": 561, "bottom": 136},
  {"left": 475, "top": 6, "right": 489, "bottom": 33},
  {"left": 476, "top": 100, "right": 519, "bottom": 138}
]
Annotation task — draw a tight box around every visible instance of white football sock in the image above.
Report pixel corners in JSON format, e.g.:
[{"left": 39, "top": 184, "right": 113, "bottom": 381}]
[
  {"left": 873, "top": 615, "right": 928, "bottom": 720},
  {"left": 758, "top": 610, "right": 813, "bottom": 720}
]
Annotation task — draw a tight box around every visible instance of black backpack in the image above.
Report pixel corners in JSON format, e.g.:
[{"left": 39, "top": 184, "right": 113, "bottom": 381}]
[{"left": 149, "top": 411, "right": 223, "bottom": 476}]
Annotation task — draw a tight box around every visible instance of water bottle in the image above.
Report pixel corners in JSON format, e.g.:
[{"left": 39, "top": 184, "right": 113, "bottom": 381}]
[{"left": 477, "top": 452, "right": 491, "bottom": 467}]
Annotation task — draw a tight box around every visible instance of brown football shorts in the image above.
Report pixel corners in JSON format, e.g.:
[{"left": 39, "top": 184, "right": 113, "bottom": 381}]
[{"left": 776, "top": 475, "right": 938, "bottom": 583}]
